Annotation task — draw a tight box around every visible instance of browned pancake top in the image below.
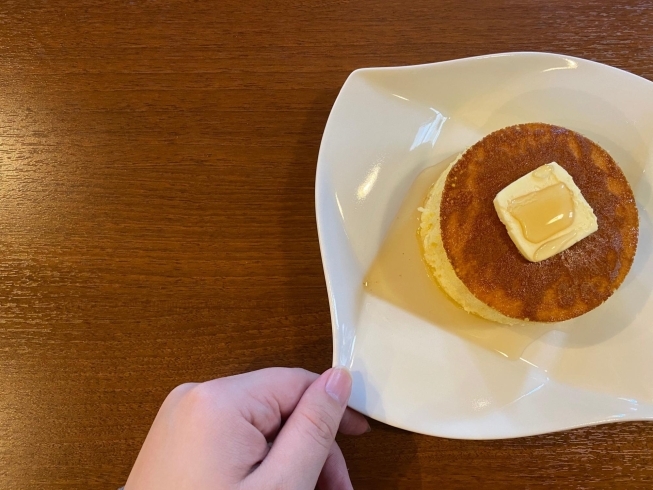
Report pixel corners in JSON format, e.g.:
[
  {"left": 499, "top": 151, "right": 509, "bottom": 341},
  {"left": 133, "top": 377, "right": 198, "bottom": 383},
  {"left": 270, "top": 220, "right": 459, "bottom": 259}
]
[{"left": 440, "top": 123, "right": 639, "bottom": 322}]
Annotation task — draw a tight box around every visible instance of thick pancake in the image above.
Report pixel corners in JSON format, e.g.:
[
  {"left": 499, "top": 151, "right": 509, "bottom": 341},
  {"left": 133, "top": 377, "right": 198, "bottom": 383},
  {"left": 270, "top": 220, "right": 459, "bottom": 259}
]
[{"left": 439, "top": 123, "right": 639, "bottom": 322}]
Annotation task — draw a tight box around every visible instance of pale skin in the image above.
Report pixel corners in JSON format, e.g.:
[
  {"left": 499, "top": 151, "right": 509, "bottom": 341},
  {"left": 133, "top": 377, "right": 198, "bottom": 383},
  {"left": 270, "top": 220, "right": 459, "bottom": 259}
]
[{"left": 125, "top": 367, "right": 369, "bottom": 490}]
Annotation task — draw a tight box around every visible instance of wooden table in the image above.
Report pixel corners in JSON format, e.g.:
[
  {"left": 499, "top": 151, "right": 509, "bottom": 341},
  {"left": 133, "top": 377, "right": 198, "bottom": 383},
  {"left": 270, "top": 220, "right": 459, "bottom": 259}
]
[{"left": 1, "top": 1, "right": 652, "bottom": 488}]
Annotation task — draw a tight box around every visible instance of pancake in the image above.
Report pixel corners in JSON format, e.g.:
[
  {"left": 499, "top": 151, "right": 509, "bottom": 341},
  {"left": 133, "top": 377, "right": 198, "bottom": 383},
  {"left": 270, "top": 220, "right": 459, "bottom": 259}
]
[{"left": 419, "top": 123, "right": 639, "bottom": 323}]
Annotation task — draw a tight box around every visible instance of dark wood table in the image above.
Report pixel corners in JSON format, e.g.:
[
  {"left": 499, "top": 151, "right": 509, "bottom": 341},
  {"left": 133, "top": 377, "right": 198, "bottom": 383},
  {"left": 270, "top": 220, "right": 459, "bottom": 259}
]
[{"left": 1, "top": 1, "right": 653, "bottom": 488}]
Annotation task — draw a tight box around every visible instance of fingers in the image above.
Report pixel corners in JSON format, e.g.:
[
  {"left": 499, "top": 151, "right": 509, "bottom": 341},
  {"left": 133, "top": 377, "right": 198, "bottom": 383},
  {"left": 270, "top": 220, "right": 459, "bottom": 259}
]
[
  {"left": 339, "top": 408, "right": 370, "bottom": 436},
  {"left": 251, "top": 367, "right": 352, "bottom": 490},
  {"left": 209, "top": 368, "right": 368, "bottom": 440},
  {"left": 212, "top": 367, "right": 319, "bottom": 438},
  {"left": 317, "top": 442, "right": 353, "bottom": 490}
]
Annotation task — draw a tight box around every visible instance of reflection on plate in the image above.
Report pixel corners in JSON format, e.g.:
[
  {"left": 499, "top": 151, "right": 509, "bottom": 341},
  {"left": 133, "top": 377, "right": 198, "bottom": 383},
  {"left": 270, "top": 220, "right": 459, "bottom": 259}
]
[{"left": 316, "top": 52, "right": 653, "bottom": 439}]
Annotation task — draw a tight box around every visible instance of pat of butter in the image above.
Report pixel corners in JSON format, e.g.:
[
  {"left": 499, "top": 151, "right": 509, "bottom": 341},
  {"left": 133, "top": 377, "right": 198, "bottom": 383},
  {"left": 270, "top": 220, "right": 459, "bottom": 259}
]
[{"left": 493, "top": 162, "right": 598, "bottom": 262}]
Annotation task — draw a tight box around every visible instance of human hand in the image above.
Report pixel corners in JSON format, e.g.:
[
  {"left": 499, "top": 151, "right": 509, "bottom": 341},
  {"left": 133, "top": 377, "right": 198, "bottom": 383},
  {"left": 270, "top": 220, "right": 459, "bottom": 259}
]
[{"left": 124, "top": 367, "right": 369, "bottom": 490}]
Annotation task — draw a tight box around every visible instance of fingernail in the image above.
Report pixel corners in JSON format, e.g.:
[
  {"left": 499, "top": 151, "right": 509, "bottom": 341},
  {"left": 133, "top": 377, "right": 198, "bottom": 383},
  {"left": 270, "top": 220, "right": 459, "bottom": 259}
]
[
  {"left": 325, "top": 366, "right": 352, "bottom": 407},
  {"left": 365, "top": 424, "right": 372, "bottom": 433}
]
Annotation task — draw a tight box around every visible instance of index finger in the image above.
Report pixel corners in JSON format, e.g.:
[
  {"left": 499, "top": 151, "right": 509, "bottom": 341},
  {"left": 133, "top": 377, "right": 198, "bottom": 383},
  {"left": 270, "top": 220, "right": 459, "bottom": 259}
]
[{"left": 211, "top": 367, "right": 318, "bottom": 438}]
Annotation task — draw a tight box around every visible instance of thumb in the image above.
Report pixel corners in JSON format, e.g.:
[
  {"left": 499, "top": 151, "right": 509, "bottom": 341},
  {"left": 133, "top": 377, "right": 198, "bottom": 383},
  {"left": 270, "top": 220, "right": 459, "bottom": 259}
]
[{"left": 254, "top": 367, "right": 352, "bottom": 489}]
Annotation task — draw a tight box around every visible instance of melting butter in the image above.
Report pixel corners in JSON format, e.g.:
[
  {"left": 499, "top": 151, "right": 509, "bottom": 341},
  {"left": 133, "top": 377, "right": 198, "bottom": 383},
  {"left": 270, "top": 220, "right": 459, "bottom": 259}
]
[
  {"left": 508, "top": 182, "right": 575, "bottom": 244},
  {"left": 493, "top": 162, "right": 598, "bottom": 262},
  {"left": 533, "top": 230, "right": 578, "bottom": 262}
]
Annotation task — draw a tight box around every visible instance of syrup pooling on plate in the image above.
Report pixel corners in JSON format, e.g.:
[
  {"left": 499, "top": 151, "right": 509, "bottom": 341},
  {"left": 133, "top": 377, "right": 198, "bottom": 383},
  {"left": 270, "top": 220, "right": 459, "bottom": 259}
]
[{"left": 363, "top": 158, "right": 552, "bottom": 360}]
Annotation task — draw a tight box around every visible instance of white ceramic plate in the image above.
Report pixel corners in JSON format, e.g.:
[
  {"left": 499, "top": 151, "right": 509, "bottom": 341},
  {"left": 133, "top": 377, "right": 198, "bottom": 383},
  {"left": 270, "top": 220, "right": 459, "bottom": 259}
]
[{"left": 315, "top": 52, "right": 653, "bottom": 439}]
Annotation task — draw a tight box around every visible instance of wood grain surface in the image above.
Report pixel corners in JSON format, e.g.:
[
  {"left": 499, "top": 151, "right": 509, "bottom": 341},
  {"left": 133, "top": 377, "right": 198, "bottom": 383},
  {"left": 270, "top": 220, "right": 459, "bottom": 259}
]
[{"left": 1, "top": 1, "right": 653, "bottom": 488}]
